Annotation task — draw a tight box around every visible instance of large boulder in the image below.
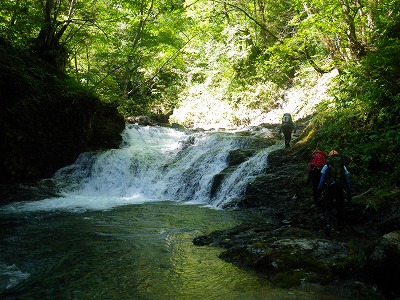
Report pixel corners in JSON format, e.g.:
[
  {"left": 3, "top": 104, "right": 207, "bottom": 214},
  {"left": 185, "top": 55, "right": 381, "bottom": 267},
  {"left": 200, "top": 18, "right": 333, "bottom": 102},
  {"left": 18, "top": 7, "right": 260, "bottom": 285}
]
[
  {"left": 240, "top": 148, "right": 309, "bottom": 208},
  {"left": 208, "top": 134, "right": 277, "bottom": 204},
  {"left": 365, "top": 230, "right": 400, "bottom": 297},
  {"left": 219, "top": 237, "right": 349, "bottom": 285},
  {"left": 193, "top": 221, "right": 378, "bottom": 296}
]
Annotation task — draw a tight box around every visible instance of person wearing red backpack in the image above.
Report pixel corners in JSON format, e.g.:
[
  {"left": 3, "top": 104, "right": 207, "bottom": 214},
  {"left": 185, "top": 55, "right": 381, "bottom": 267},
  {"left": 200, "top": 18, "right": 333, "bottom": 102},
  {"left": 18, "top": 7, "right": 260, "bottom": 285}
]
[
  {"left": 318, "top": 150, "right": 351, "bottom": 236},
  {"left": 307, "top": 150, "right": 327, "bottom": 205}
]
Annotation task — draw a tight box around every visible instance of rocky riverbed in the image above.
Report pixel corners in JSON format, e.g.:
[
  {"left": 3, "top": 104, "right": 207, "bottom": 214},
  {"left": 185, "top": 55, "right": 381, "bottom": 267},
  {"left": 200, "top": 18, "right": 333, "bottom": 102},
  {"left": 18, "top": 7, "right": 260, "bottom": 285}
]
[{"left": 193, "top": 125, "right": 400, "bottom": 299}]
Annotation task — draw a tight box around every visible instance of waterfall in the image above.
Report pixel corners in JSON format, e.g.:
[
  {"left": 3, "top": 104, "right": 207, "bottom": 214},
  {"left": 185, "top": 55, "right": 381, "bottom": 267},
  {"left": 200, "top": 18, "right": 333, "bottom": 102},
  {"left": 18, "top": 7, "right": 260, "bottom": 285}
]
[{"left": 2, "top": 126, "right": 281, "bottom": 212}]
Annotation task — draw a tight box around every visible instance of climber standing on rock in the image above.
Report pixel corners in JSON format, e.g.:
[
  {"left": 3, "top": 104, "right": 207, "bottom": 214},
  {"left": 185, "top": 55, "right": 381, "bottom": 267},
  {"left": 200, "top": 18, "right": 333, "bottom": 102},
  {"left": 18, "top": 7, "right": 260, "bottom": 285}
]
[
  {"left": 279, "top": 113, "right": 296, "bottom": 148},
  {"left": 318, "top": 150, "right": 352, "bottom": 236}
]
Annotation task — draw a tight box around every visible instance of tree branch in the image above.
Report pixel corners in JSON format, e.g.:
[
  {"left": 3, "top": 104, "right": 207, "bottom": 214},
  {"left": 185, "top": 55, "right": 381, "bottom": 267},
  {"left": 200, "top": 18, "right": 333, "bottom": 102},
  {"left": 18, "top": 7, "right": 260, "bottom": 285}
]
[
  {"left": 212, "top": 0, "right": 282, "bottom": 42},
  {"left": 127, "top": 35, "right": 197, "bottom": 96},
  {"left": 301, "top": 46, "right": 334, "bottom": 74}
]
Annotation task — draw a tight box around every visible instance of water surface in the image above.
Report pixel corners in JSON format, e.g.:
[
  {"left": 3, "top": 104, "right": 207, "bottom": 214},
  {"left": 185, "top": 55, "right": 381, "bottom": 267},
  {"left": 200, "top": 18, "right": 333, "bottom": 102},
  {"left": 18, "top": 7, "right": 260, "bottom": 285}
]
[
  {"left": 1, "top": 202, "right": 319, "bottom": 299},
  {"left": 0, "top": 127, "right": 336, "bottom": 299}
]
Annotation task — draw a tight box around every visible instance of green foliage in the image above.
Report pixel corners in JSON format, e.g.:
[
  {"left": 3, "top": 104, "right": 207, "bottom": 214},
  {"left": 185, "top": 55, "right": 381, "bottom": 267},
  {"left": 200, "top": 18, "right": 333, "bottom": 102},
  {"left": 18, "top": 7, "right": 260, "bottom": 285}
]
[
  {"left": 257, "top": 42, "right": 301, "bottom": 87},
  {"left": 1, "top": 0, "right": 399, "bottom": 187},
  {"left": 365, "top": 199, "right": 379, "bottom": 211},
  {"left": 311, "top": 38, "right": 400, "bottom": 186},
  {"left": 0, "top": 0, "right": 40, "bottom": 47},
  {"left": 117, "top": 67, "right": 185, "bottom": 117},
  {"left": 0, "top": 0, "right": 188, "bottom": 117},
  {"left": 1, "top": 0, "right": 400, "bottom": 133},
  {"left": 360, "top": 188, "right": 400, "bottom": 211}
]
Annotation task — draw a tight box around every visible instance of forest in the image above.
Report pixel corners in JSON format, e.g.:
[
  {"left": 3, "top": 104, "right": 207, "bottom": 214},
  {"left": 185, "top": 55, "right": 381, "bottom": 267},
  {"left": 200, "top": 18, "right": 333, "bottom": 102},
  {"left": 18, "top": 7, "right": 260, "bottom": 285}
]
[
  {"left": 1, "top": 1, "right": 400, "bottom": 298},
  {"left": 1, "top": 0, "right": 399, "bottom": 185}
]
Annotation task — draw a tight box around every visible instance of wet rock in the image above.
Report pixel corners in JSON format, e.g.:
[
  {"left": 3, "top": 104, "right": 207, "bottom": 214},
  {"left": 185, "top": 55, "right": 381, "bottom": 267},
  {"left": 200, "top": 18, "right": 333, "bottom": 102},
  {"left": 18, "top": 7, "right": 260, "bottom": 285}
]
[
  {"left": 219, "top": 233, "right": 351, "bottom": 283},
  {"left": 366, "top": 230, "right": 400, "bottom": 297},
  {"left": 228, "top": 149, "right": 257, "bottom": 166},
  {"left": 331, "top": 281, "right": 385, "bottom": 300},
  {"left": 171, "top": 122, "right": 185, "bottom": 129},
  {"left": 193, "top": 124, "right": 400, "bottom": 298},
  {"left": 368, "top": 231, "right": 400, "bottom": 266},
  {"left": 125, "top": 115, "right": 155, "bottom": 125},
  {"left": 193, "top": 235, "right": 214, "bottom": 246},
  {"left": 209, "top": 136, "right": 277, "bottom": 201},
  {"left": 240, "top": 148, "right": 309, "bottom": 208}
]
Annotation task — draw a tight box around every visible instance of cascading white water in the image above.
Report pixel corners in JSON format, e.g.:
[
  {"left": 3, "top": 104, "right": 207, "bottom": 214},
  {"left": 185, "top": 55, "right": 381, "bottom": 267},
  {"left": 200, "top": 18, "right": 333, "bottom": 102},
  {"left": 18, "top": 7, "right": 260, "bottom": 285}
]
[{"left": 3, "top": 126, "right": 281, "bottom": 212}]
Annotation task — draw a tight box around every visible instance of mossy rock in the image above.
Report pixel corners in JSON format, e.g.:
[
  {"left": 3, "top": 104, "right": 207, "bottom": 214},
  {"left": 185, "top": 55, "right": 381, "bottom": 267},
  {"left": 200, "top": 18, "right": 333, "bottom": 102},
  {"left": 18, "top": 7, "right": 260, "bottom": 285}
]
[
  {"left": 270, "top": 270, "right": 334, "bottom": 288},
  {"left": 228, "top": 149, "right": 257, "bottom": 166}
]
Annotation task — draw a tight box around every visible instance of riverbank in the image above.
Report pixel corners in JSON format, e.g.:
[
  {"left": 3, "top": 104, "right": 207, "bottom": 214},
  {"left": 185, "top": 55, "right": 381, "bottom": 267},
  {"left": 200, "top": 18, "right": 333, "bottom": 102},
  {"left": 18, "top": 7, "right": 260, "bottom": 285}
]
[{"left": 193, "top": 124, "right": 400, "bottom": 299}]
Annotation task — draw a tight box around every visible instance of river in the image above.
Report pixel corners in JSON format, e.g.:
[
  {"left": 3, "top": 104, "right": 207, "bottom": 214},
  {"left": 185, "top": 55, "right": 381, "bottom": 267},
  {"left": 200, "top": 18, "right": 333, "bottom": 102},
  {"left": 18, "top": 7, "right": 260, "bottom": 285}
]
[{"left": 0, "top": 126, "right": 333, "bottom": 299}]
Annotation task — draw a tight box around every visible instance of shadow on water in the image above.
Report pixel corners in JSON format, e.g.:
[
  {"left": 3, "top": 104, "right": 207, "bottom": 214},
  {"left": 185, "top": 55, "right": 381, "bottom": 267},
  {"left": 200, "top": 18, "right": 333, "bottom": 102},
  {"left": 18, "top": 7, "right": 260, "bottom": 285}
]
[{"left": 0, "top": 202, "right": 339, "bottom": 299}]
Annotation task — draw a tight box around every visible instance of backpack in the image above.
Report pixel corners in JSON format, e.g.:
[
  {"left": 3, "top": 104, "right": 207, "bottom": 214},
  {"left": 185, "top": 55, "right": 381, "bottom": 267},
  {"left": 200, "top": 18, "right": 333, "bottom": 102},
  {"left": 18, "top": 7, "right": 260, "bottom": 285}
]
[
  {"left": 282, "top": 113, "right": 292, "bottom": 124},
  {"left": 281, "top": 113, "right": 294, "bottom": 131},
  {"left": 309, "top": 150, "right": 326, "bottom": 171},
  {"left": 326, "top": 154, "right": 346, "bottom": 187}
]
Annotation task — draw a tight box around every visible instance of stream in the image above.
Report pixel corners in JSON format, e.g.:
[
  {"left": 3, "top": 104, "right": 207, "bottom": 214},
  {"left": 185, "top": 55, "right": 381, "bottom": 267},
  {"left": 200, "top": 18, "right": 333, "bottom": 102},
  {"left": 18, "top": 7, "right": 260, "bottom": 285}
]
[{"left": 0, "top": 126, "right": 336, "bottom": 299}]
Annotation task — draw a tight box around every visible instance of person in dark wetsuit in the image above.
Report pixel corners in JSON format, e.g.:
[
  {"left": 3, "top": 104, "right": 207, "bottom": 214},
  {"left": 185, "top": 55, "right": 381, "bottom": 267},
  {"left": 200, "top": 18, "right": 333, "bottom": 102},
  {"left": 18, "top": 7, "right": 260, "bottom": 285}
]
[
  {"left": 318, "top": 150, "right": 351, "bottom": 236},
  {"left": 279, "top": 113, "right": 296, "bottom": 148}
]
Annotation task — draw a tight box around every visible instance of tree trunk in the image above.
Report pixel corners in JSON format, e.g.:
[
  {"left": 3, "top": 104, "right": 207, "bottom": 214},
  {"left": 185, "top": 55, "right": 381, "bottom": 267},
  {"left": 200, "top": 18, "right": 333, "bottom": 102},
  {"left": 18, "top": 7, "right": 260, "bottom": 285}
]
[
  {"left": 31, "top": 0, "right": 75, "bottom": 69},
  {"left": 339, "top": 0, "right": 365, "bottom": 58}
]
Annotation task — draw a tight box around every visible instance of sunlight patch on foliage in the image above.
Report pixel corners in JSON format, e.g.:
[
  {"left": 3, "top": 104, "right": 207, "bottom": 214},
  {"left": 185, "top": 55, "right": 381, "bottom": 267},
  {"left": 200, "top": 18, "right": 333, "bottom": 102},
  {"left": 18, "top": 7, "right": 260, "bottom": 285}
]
[{"left": 170, "top": 68, "right": 336, "bottom": 129}]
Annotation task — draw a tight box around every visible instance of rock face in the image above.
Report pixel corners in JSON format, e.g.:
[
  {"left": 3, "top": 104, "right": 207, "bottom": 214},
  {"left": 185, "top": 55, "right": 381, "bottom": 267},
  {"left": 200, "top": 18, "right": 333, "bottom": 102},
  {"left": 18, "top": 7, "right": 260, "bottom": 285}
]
[
  {"left": 366, "top": 230, "right": 400, "bottom": 297},
  {"left": 0, "top": 42, "right": 125, "bottom": 183},
  {"left": 241, "top": 147, "right": 310, "bottom": 210},
  {"left": 208, "top": 128, "right": 281, "bottom": 206},
  {"left": 125, "top": 116, "right": 155, "bottom": 126}
]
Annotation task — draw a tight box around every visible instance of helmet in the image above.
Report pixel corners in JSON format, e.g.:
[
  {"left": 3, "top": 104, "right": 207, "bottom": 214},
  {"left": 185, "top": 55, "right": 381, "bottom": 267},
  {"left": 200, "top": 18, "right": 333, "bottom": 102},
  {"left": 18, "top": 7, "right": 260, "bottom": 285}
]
[{"left": 328, "top": 150, "right": 338, "bottom": 157}]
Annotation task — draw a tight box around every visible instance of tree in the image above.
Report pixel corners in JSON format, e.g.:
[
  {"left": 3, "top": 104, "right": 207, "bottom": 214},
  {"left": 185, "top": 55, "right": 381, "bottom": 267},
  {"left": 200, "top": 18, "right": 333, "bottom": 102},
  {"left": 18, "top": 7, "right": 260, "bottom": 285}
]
[
  {"left": 294, "top": 0, "right": 399, "bottom": 63},
  {"left": 30, "top": 0, "right": 94, "bottom": 68},
  {"left": 1, "top": 0, "right": 188, "bottom": 116},
  {"left": 76, "top": 0, "right": 188, "bottom": 116},
  {"left": 2, "top": 0, "right": 399, "bottom": 121}
]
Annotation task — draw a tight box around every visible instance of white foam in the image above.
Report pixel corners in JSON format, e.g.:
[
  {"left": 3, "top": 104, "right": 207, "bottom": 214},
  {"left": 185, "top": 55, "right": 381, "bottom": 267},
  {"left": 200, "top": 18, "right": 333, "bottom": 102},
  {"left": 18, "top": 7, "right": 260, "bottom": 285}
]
[
  {"left": 1, "top": 126, "right": 278, "bottom": 213},
  {"left": 1, "top": 194, "right": 153, "bottom": 213},
  {"left": 0, "top": 264, "right": 30, "bottom": 289}
]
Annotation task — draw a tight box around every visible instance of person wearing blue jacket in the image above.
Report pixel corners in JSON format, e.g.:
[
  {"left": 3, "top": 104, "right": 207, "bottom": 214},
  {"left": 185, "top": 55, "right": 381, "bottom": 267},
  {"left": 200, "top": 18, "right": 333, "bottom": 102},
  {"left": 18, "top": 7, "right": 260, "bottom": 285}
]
[{"left": 318, "top": 150, "right": 351, "bottom": 236}]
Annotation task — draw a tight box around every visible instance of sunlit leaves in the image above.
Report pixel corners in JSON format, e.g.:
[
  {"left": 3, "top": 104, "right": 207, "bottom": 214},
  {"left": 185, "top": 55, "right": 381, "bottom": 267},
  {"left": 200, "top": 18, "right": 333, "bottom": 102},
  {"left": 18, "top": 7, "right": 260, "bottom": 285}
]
[
  {"left": 0, "top": 0, "right": 41, "bottom": 45},
  {"left": 1, "top": 0, "right": 399, "bottom": 128}
]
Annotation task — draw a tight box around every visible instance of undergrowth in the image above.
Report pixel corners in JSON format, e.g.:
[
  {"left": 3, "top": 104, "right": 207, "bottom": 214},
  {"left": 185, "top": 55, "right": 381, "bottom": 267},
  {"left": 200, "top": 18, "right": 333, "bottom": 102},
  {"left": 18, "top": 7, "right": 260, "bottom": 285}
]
[{"left": 310, "top": 38, "right": 400, "bottom": 188}]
